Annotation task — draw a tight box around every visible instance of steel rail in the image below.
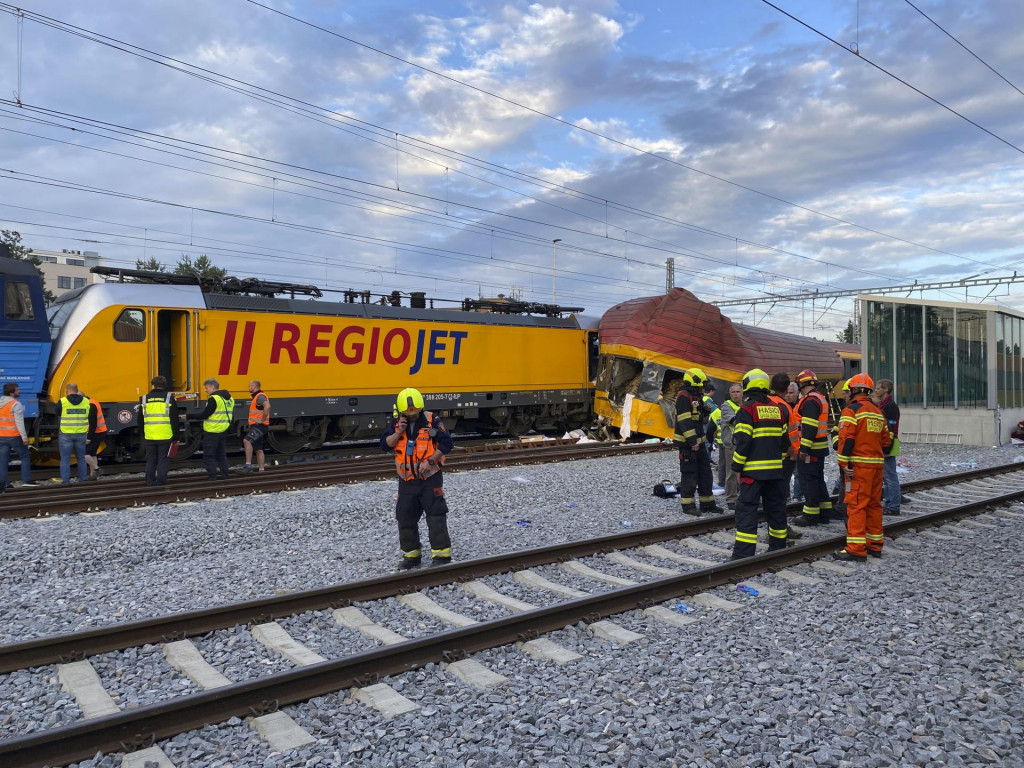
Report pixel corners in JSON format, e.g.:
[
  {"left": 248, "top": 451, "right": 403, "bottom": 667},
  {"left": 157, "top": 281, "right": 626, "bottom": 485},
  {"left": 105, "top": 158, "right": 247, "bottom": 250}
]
[
  {"left": 1, "top": 484, "right": 1019, "bottom": 768},
  {"left": 0, "top": 461, "right": 1020, "bottom": 672},
  {"left": 0, "top": 441, "right": 671, "bottom": 519}
]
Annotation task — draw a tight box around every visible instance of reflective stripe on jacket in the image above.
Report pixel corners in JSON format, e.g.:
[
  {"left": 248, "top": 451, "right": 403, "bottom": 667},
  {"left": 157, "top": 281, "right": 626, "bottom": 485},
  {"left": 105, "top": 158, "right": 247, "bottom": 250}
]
[
  {"left": 248, "top": 392, "right": 270, "bottom": 425},
  {"left": 142, "top": 396, "right": 173, "bottom": 441},
  {"left": 59, "top": 396, "right": 91, "bottom": 434},
  {"left": 673, "top": 390, "right": 704, "bottom": 449},
  {"left": 797, "top": 390, "right": 830, "bottom": 456},
  {"left": 837, "top": 395, "right": 892, "bottom": 468},
  {"left": 203, "top": 394, "right": 235, "bottom": 433},
  {"left": 393, "top": 411, "right": 445, "bottom": 481},
  {"left": 731, "top": 395, "right": 787, "bottom": 479},
  {"left": 769, "top": 394, "right": 800, "bottom": 454},
  {"left": 0, "top": 400, "right": 18, "bottom": 438}
]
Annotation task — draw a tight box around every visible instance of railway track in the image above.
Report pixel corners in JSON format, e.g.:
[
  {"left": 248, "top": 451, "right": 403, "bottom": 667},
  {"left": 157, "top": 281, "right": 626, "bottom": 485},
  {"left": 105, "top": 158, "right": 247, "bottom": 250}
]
[
  {"left": 18, "top": 434, "right": 505, "bottom": 481},
  {"left": 0, "top": 438, "right": 663, "bottom": 519},
  {"left": 0, "top": 462, "right": 1021, "bottom": 768}
]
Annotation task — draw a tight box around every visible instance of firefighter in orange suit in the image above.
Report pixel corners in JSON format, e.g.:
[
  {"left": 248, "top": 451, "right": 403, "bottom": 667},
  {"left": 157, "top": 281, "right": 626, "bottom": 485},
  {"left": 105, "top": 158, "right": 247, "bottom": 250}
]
[
  {"left": 381, "top": 388, "right": 454, "bottom": 569},
  {"left": 730, "top": 369, "right": 790, "bottom": 559},
  {"left": 673, "top": 368, "right": 720, "bottom": 515},
  {"left": 790, "top": 369, "right": 836, "bottom": 526},
  {"left": 834, "top": 373, "right": 892, "bottom": 562}
]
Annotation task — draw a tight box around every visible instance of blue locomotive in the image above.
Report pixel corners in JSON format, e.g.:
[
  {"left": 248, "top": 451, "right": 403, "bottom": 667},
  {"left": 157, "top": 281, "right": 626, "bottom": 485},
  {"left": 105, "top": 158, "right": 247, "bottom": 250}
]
[{"left": 0, "top": 245, "right": 52, "bottom": 420}]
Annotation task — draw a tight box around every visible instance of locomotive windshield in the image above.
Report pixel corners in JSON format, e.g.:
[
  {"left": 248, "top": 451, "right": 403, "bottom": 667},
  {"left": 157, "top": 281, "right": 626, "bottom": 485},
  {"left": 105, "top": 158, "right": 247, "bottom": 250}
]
[{"left": 46, "top": 296, "right": 80, "bottom": 339}]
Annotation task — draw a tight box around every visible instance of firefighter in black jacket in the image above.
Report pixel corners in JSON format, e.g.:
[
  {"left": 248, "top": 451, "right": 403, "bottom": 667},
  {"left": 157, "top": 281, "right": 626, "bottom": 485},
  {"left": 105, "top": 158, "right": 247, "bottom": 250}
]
[
  {"left": 673, "top": 368, "right": 719, "bottom": 515},
  {"left": 731, "top": 369, "right": 790, "bottom": 559}
]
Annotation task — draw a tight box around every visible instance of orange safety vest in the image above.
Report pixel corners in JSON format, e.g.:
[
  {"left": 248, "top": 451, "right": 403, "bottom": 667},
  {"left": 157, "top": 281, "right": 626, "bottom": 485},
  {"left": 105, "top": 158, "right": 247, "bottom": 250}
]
[
  {"left": 797, "top": 390, "right": 830, "bottom": 455},
  {"left": 836, "top": 395, "right": 892, "bottom": 468},
  {"left": 0, "top": 400, "right": 19, "bottom": 438},
  {"left": 93, "top": 400, "right": 108, "bottom": 434},
  {"left": 248, "top": 392, "right": 270, "bottom": 426},
  {"left": 393, "top": 411, "right": 445, "bottom": 481},
  {"left": 769, "top": 394, "right": 800, "bottom": 455}
]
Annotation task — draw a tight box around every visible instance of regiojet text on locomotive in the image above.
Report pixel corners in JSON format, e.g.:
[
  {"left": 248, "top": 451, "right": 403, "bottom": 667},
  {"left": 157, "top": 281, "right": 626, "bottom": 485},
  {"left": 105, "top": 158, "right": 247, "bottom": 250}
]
[{"left": 218, "top": 320, "right": 469, "bottom": 376}]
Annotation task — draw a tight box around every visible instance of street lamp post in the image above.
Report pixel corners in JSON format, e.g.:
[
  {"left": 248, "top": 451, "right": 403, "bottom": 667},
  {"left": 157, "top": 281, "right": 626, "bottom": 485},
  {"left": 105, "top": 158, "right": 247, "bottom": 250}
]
[{"left": 552, "top": 239, "right": 562, "bottom": 304}]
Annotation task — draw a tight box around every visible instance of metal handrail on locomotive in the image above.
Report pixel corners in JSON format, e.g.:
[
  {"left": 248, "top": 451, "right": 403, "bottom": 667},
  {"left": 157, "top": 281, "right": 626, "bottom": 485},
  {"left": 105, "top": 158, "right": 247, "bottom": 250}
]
[{"left": 1, "top": 257, "right": 598, "bottom": 463}]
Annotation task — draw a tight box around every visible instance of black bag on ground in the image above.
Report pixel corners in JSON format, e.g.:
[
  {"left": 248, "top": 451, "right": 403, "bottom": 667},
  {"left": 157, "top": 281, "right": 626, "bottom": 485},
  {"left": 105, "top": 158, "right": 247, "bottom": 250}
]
[{"left": 652, "top": 480, "right": 679, "bottom": 498}]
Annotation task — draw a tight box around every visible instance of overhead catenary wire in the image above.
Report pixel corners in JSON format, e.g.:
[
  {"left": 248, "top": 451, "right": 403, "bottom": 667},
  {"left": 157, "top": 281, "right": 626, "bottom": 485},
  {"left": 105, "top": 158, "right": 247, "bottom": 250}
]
[
  {"left": 240, "top": 0, "right": 979, "bottom": 266},
  {"left": 758, "top": 0, "right": 1024, "bottom": 157},
  {"left": 0, "top": 4, "right": 1002, "bottom": 331},
  {"left": 0, "top": 103, "right": 867, "bottom": 294},
  {"left": 902, "top": 0, "right": 1024, "bottom": 100},
  {"left": 0, "top": 3, "right": 982, "bottom": 276}
]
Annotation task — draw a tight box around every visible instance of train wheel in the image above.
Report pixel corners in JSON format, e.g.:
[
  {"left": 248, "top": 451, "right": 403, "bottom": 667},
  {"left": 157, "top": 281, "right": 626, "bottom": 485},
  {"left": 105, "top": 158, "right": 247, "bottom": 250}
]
[
  {"left": 172, "top": 429, "right": 203, "bottom": 461},
  {"left": 267, "top": 430, "right": 311, "bottom": 454}
]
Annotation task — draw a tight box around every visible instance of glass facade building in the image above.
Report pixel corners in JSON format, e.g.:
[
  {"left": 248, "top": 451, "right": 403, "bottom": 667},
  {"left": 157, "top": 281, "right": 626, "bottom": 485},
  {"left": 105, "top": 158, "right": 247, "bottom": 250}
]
[{"left": 862, "top": 296, "right": 1010, "bottom": 409}]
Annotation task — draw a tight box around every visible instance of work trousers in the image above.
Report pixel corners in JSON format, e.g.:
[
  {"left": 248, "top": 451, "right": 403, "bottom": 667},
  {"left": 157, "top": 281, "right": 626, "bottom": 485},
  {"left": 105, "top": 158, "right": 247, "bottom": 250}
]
[
  {"left": 782, "top": 457, "right": 796, "bottom": 500},
  {"left": 716, "top": 445, "right": 726, "bottom": 487},
  {"left": 679, "top": 447, "right": 715, "bottom": 510},
  {"left": 144, "top": 439, "right": 171, "bottom": 485},
  {"left": 202, "top": 433, "right": 230, "bottom": 480},
  {"left": 882, "top": 455, "right": 900, "bottom": 512},
  {"left": 0, "top": 436, "right": 31, "bottom": 486},
  {"left": 796, "top": 458, "right": 834, "bottom": 521},
  {"left": 396, "top": 472, "right": 452, "bottom": 559},
  {"left": 722, "top": 446, "right": 738, "bottom": 506},
  {"left": 59, "top": 433, "right": 88, "bottom": 484},
  {"left": 732, "top": 477, "right": 788, "bottom": 559},
  {"left": 845, "top": 468, "right": 884, "bottom": 557}
]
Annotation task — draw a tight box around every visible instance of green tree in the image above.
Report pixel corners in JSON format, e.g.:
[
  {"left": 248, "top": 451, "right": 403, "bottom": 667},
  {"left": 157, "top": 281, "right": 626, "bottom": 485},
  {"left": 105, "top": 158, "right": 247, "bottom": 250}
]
[
  {"left": 135, "top": 256, "right": 167, "bottom": 272},
  {"left": 836, "top": 320, "right": 860, "bottom": 344},
  {"left": 1, "top": 229, "right": 56, "bottom": 304},
  {"left": 173, "top": 254, "right": 227, "bottom": 280}
]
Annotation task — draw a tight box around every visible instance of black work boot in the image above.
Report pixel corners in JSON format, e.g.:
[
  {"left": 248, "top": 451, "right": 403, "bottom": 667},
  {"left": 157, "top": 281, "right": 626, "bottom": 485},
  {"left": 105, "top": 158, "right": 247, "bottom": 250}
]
[
  {"left": 430, "top": 556, "right": 452, "bottom": 567},
  {"left": 834, "top": 549, "right": 866, "bottom": 562},
  {"left": 398, "top": 556, "right": 422, "bottom": 570}
]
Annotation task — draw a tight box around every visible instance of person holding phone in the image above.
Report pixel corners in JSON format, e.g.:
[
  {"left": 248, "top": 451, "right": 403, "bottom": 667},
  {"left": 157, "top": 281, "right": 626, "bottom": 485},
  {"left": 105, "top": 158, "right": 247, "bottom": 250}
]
[{"left": 381, "top": 388, "right": 454, "bottom": 569}]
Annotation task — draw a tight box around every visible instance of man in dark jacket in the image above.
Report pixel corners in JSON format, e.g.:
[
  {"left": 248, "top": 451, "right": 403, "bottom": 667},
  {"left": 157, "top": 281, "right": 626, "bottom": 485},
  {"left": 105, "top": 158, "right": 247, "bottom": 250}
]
[
  {"left": 730, "top": 369, "right": 790, "bottom": 559},
  {"left": 673, "top": 368, "right": 719, "bottom": 515}
]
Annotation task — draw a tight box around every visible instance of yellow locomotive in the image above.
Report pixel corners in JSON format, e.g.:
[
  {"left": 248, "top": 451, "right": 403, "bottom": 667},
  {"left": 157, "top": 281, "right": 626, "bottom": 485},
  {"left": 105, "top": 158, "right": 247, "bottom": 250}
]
[{"left": 37, "top": 269, "right": 597, "bottom": 461}]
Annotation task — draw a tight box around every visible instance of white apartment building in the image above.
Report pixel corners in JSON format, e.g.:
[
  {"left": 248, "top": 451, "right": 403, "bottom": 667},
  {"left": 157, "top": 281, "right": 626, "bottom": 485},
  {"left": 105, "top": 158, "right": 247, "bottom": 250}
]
[{"left": 34, "top": 248, "right": 102, "bottom": 297}]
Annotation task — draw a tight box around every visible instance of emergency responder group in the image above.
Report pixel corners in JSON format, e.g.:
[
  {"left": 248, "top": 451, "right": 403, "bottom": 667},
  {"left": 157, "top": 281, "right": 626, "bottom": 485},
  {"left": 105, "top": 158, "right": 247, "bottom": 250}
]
[
  {"left": 5, "top": 368, "right": 897, "bottom": 568},
  {"left": 674, "top": 367, "right": 897, "bottom": 562}
]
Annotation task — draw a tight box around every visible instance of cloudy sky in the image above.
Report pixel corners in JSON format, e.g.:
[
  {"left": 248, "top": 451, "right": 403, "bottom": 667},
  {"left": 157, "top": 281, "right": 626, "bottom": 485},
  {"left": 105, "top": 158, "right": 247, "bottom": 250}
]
[{"left": 1, "top": 0, "right": 1023, "bottom": 337}]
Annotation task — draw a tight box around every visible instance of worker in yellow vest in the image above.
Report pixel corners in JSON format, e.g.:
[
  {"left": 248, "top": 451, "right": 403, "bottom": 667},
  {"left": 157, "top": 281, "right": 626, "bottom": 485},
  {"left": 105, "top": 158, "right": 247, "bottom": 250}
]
[
  {"left": 198, "top": 377, "right": 234, "bottom": 481},
  {"left": 141, "top": 375, "right": 177, "bottom": 486},
  {"left": 59, "top": 382, "right": 94, "bottom": 484}
]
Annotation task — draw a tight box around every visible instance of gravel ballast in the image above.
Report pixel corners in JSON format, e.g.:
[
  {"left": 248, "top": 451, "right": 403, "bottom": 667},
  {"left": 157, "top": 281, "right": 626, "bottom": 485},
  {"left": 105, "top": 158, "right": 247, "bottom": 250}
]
[{"left": 0, "top": 443, "right": 1020, "bottom": 766}]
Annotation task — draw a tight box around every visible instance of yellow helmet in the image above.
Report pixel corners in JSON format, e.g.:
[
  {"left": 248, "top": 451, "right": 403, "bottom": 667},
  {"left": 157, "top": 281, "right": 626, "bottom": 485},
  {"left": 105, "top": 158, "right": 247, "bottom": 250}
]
[
  {"left": 396, "top": 388, "right": 425, "bottom": 415},
  {"left": 742, "top": 368, "right": 770, "bottom": 392},
  {"left": 682, "top": 368, "right": 708, "bottom": 388}
]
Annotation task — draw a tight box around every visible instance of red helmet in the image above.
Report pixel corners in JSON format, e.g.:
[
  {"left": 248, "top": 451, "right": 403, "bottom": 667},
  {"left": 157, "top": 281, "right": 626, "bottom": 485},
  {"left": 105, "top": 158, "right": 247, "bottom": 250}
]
[
  {"left": 795, "top": 369, "right": 818, "bottom": 387},
  {"left": 847, "top": 373, "right": 875, "bottom": 391}
]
